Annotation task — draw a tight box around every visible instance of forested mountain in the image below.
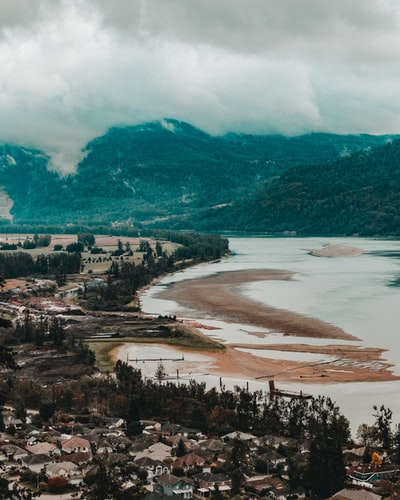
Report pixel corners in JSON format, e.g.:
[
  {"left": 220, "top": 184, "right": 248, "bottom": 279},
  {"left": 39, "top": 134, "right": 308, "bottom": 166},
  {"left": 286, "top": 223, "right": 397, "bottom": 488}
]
[
  {"left": 0, "top": 119, "right": 394, "bottom": 228},
  {"left": 186, "top": 138, "right": 400, "bottom": 236}
]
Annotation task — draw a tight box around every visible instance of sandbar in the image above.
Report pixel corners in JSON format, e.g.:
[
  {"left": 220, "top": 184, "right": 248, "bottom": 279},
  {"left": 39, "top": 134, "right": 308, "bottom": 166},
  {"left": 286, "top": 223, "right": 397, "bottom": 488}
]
[
  {"left": 157, "top": 269, "right": 359, "bottom": 340},
  {"left": 307, "top": 243, "right": 363, "bottom": 257},
  {"left": 111, "top": 268, "right": 398, "bottom": 385}
]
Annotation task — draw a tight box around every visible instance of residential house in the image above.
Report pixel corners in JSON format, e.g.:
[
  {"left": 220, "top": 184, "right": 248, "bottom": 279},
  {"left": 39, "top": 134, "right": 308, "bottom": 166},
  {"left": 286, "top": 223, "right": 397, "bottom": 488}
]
[
  {"left": 1, "top": 444, "right": 29, "bottom": 461},
  {"left": 140, "top": 420, "right": 162, "bottom": 435},
  {"left": 132, "top": 441, "right": 172, "bottom": 462},
  {"left": 329, "top": 488, "right": 383, "bottom": 500},
  {"left": 162, "top": 423, "right": 202, "bottom": 439},
  {"left": 195, "top": 438, "right": 226, "bottom": 453},
  {"left": 20, "top": 454, "right": 53, "bottom": 474},
  {"left": 266, "top": 476, "right": 292, "bottom": 500},
  {"left": 246, "top": 475, "right": 274, "bottom": 499},
  {"left": 130, "top": 434, "right": 158, "bottom": 454},
  {"left": 348, "top": 463, "right": 400, "bottom": 486},
  {"left": 222, "top": 431, "right": 258, "bottom": 443},
  {"left": 61, "top": 451, "right": 92, "bottom": 466},
  {"left": 143, "top": 494, "right": 182, "bottom": 499},
  {"left": 172, "top": 452, "right": 208, "bottom": 474},
  {"left": 169, "top": 435, "right": 193, "bottom": 454},
  {"left": 154, "top": 473, "right": 194, "bottom": 498},
  {"left": 96, "top": 437, "right": 113, "bottom": 455},
  {"left": 258, "top": 447, "right": 287, "bottom": 472},
  {"left": 26, "top": 441, "right": 58, "bottom": 456},
  {"left": 46, "top": 461, "right": 83, "bottom": 486},
  {"left": 194, "top": 472, "right": 232, "bottom": 497},
  {"left": 343, "top": 446, "right": 368, "bottom": 467},
  {"left": 61, "top": 436, "right": 91, "bottom": 455},
  {"left": 135, "top": 456, "right": 170, "bottom": 480}
]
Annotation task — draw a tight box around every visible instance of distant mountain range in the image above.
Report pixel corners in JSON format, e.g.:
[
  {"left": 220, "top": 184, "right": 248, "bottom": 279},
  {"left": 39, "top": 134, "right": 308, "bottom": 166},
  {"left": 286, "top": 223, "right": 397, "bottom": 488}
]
[
  {"left": 186, "top": 138, "right": 400, "bottom": 236},
  {"left": 0, "top": 118, "right": 398, "bottom": 235}
]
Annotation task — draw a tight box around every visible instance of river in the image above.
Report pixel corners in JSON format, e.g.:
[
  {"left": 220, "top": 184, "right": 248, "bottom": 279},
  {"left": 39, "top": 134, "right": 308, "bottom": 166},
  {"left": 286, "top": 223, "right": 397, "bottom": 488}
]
[{"left": 138, "top": 236, "right": 400, "bottom": 432}]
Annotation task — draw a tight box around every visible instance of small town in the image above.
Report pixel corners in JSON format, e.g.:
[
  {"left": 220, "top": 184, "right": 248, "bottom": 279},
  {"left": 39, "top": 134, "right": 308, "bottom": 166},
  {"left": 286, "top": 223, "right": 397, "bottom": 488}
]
[{"left": 0, "top": 231, "right": 398, "bottom": 499}]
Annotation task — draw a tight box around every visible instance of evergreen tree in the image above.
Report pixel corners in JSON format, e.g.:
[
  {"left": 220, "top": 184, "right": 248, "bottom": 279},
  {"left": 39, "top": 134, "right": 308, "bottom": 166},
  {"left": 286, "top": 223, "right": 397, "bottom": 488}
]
[
  {"left": 0, "top": 407, "right": 5, "bottom": 432},
  {"left": 126, "top": 399, "right": 142, "bottom": 437},
  {"left": 39, "top": 400, "right": 56, "bottom": 423},
  {"left": 0, "top": 477, "right": 9, "bottom": 498},
  {"left": 49, "top": 316, "right": 65, "bottom": 347},
  {"left": 14, "top": 397, "right": 27, "bottom": 422},
  {"left": 211, "top": 483, "right": 224, "bottom": 500},
  {"left": 393, "top": 424, "right": 400, "bottom": 464},
  {"left": 306, "top": 436, "right": 345, "bottom": 498},
  {"left": 305, "top": 396, "right": 349, "bottom": 497},
  {"left": 373, "top": 404, "right": 393, "bottom": 450},
  {"left": 176, "top": 438, "right": 186, "bottom": 457},
  {"left": 22, "top": 308, "right": 33, "bottom": 342},
  {"left": 155, "top": 240, "right": 163, "bottom": 257},
  {"left": 191, "top": 406, "right": 208, "bottom": 433},
  {"left": 226, "top": 437, "right": 249, "bottom": 495}
]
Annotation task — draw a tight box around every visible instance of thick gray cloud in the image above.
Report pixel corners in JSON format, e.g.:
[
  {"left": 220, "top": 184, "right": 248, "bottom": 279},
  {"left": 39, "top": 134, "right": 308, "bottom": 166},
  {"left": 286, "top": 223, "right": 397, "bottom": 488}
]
[{"left": 1, "top": 0, "right": 400, "bottom": 173}]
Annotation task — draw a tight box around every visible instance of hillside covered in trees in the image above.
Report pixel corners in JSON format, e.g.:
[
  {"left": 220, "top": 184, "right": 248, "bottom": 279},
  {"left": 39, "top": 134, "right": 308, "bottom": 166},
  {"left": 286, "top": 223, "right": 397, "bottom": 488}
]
[
  {"left": 0, "top": 119, "right": 394, "bottom": 230},
  {"left": 181, "top": 138, "right": 400, "bottom": 236}
]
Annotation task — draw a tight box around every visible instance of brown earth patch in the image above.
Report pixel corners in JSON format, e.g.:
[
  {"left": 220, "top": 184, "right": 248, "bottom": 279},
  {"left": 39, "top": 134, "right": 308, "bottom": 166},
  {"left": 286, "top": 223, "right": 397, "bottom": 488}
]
[{"left": 157, "top": 269, "right": 359, "bottom": 340}]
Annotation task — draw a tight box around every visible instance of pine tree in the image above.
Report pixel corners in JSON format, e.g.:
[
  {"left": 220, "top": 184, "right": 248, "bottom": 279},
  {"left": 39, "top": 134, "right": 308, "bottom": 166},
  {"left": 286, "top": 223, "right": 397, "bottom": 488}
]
[
  {"left": 306, "top": 436, "right": 345, "bottom": 498},
  {"left": 373, "top": 404, "right": 393, "bottom": 450},
  {"left": 305, "top": 396, "right": 349, "bottom": 497},
  {"left": 226, "top": 437, "right": 249, "bottom": 495},
  {"left": 176, "top": 438, "right": 186, "bottom": 457},
  {"left": 0, "top": 407, "right": 5, "bottom": 432}
]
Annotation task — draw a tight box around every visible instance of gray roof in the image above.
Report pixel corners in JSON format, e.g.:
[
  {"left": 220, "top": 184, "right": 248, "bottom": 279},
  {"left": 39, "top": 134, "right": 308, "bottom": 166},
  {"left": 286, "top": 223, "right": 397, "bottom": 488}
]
[{"left": 331, "top": 488, "right": 382, "bottom": 500}]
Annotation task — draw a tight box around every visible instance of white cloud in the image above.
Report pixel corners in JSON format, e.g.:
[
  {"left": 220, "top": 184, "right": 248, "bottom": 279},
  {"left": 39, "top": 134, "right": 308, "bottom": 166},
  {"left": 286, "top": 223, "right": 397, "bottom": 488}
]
[{"left": 1, "top": 0, "right": 400, "bottom": 173}]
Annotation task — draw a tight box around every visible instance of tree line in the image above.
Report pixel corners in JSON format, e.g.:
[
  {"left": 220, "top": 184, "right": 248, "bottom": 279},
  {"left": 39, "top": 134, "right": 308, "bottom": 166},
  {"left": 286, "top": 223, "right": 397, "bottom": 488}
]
[
  {"left": 79, "top": 232, "right": 229, "bottom": 310},
  {"left": 0, "top": 251, "right": 81, "bottom": 280},
  {"left": 190, "top": 138, "right": 400, "bottom": 236}
]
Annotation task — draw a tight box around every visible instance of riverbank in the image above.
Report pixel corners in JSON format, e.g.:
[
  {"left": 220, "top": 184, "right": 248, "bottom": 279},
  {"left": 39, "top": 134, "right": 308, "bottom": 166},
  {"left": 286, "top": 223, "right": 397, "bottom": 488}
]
[
  {"left": 156, "top": 269, "right": 359, "bottom": 340},
  {"left": 111, "top": 267, "right": 399, "bottom": 384}
]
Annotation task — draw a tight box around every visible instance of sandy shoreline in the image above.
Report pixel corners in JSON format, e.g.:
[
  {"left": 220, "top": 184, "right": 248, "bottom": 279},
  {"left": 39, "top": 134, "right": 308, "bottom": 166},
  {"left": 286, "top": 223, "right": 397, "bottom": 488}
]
[
  {"left": 157, "top": 269, "right": 359, "bottom": 341},
  {"left": 112, "top": 268, "right": 399, "bottom": 385},
  {"left": 307, "top": 243, "right": 364, "bottom": 258}
]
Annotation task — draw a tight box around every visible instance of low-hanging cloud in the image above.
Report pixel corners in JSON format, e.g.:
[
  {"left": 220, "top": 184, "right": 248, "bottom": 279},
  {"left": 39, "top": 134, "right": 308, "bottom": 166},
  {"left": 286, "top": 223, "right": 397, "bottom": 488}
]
[{"left": 1, "top": 0, "right": 400, "bottom": 174}]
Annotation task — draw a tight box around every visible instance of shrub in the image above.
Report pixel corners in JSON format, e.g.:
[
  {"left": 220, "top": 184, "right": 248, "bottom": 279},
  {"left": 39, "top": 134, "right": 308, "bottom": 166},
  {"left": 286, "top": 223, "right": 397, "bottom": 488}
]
[{"left": 48, "top": 476, "right": 68, "bottom": 492}]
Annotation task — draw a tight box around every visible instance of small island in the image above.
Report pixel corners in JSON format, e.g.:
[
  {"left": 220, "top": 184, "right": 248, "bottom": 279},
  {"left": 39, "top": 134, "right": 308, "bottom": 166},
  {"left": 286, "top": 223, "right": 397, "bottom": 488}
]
[{"left": 307, "top": 243, "right": 364, "bottom": 257}]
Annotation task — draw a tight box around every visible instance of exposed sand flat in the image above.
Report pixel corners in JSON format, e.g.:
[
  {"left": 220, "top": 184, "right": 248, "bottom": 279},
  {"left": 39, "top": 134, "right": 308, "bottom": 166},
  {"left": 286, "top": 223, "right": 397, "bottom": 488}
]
[
  {"left": 157, "top": 269, "right": 359, "bottom": 340},
  {"left": 206, "top": 343, "right": 398, "bottom": 383},
  {"left": 133, "top": 267, "right": 399, "bottom": 384},
  {"left": 112, "top": 340, "right": 398, "bottom": 384},
  {"left": 307, "top": 243, "right": 363, "bottom": 257}
]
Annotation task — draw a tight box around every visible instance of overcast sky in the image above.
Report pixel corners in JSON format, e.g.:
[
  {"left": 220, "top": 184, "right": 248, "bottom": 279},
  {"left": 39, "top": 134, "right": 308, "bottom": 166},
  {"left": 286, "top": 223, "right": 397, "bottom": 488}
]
[{"left": 2, "top": 0, "right": 400, "bottom": 173}]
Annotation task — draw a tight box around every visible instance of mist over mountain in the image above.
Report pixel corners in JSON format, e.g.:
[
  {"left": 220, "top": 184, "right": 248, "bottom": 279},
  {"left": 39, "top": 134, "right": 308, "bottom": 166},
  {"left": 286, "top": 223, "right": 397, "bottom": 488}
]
[{"left": 0, "top": 118, "right": 397, "bottom": 235}]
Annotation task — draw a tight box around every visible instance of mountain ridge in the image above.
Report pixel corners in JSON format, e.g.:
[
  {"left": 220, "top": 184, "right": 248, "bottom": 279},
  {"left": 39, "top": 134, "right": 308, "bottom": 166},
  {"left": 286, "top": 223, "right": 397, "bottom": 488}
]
[
  {"left": 0, "top": 118, "right": 398, "bottom": 234},
  {"left": 184, "top": 138, "right": 400, "bottom": 236}
]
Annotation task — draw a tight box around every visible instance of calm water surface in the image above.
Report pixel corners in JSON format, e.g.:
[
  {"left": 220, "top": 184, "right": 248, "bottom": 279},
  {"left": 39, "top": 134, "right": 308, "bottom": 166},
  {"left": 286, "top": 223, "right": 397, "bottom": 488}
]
[{"left": 140, "top": 237, "right": 400, "bottom": 431}]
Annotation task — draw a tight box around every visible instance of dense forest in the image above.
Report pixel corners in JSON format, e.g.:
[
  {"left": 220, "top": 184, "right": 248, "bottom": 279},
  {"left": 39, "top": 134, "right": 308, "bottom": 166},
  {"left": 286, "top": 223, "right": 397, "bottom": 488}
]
[
  {"left": 181, "top": 138, "right": 400, "bottom": 236},
  {"left": 0, "top": 119, "right": 394, "bottom": 230}
]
